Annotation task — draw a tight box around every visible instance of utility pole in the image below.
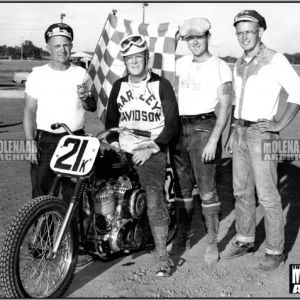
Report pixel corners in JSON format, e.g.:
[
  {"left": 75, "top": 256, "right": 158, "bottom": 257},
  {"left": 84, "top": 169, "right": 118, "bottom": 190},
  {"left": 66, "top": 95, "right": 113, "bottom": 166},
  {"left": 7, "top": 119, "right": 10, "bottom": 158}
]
[
  {"left": 60, "top": 13, "right": 66, "bottom": 23},
  {"left": 20, "top": 37, "right": 24, "bottom": 61},
  {"left": 142, "top": 3, "right": 149, "bottom": 23},
  {"left": 112, "top": 9, "right": 117, "bottom": 15}
]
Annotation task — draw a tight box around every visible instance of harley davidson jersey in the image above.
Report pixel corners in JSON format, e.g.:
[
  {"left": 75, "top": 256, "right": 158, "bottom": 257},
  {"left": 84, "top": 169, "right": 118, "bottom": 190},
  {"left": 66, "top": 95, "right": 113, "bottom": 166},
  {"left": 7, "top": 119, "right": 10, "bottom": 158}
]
[{"left": 105, "top": 71, "right": 179, "bottom": 154}]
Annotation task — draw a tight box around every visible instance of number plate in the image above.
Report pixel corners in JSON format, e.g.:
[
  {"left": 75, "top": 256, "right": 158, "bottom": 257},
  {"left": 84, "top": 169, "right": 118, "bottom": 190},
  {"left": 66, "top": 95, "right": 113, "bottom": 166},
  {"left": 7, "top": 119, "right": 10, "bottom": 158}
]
[
  {"left": 50, "top": 135, "right": 100, "bottom": 175},
  {"left": 165, "top": 165, "right": 175, "bottom": 202}
]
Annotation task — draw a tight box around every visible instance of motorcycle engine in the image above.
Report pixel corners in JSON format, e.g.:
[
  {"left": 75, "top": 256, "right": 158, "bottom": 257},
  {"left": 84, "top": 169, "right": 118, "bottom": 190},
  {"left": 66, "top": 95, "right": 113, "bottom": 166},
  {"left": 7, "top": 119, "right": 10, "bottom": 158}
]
[
  {"left": 93, "top": 176, "right": 149, "bottom": 254},
  {"left": 94, "top": 182, "right": 116, "bottom": 219}
]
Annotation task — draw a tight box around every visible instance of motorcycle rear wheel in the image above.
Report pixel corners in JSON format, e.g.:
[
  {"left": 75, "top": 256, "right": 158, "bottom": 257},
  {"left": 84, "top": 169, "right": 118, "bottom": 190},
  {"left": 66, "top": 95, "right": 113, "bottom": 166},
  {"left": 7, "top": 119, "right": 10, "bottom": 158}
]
[{"left": 0, "top": 195, "right": 79, "bottom": 298}]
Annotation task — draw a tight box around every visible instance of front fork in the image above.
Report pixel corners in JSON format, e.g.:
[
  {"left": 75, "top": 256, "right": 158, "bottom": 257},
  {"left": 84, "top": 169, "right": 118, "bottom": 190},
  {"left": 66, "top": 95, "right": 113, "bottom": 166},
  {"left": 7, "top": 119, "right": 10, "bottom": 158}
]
[{"left": 48, "top": 175, "right": 86, "bottom": 257}]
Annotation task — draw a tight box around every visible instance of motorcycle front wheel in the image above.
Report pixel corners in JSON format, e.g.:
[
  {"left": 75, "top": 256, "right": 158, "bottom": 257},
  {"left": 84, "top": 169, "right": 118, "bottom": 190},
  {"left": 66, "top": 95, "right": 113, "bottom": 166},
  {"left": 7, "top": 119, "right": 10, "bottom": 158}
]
[{"left": 0, "top": 195, "right": 79, "bottom": 298}]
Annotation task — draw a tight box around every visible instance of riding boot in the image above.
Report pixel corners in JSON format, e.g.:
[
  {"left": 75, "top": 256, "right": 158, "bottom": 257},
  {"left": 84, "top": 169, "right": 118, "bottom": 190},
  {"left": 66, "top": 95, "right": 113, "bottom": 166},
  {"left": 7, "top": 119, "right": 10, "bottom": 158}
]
[
  {"left": 203, "top": 212, "right": 220, "bottom": 263},
  {"left": 149, "top": 217, "right": 174, "bottom": 277},
  {"left": 169, "top": 198, "right": 193, "bottom": 255}
]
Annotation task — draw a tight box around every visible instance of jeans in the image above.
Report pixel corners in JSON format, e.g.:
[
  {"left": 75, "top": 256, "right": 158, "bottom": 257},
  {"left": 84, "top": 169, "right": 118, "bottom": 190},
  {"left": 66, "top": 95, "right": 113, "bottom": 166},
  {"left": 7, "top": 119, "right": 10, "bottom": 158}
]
[
  {"left": 133, "top": 150, "right": 169, "bottom": 221},
  {"left": 232, "top": 125, "right": 284, "bottom": 255},
  {"left": 30, "top": 129, "right": 85, "bottom": 205},
  {"left": 171, "top": 116, "right": 221, "bottom": 215}
]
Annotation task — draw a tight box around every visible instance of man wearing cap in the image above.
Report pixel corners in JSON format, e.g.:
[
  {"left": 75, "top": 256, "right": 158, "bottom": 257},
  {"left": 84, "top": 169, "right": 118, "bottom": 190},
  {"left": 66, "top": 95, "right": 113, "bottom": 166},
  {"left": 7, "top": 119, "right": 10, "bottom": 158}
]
[
  {"left": 24, "top": 23, "right": 97, "bottom": 267},
  {"left": 23, "top": 23, "right": 96, "bottom": 201},
  {"left": 105, "top": 33, "right": 179, "bottom": 277},
  {"left": 169, "top": 18, "right": 232, "bottom": 264},
  {"left": 224, "top": 10, "right": 300, "bottom": 271}
]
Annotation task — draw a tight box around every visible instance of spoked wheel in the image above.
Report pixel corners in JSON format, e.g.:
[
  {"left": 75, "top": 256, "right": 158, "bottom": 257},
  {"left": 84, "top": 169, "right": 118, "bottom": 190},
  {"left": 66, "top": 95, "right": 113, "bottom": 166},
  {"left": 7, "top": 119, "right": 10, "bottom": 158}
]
[{"left": 0, "top": 195, "right": 79, "bottom": 298}]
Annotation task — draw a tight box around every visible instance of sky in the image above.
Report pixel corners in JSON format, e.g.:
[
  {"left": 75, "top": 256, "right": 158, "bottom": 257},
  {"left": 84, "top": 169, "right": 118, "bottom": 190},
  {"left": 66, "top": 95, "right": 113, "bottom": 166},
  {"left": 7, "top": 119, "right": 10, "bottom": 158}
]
[{"left": 1, "top": 2, "right": 300, "bottom": 58}]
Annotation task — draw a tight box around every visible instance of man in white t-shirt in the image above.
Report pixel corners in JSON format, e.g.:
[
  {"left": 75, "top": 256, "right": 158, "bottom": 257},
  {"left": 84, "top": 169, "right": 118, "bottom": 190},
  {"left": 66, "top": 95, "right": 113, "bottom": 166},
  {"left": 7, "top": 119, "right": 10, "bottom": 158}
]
[
  {"left": 24, "top": 23, "right": 97, "bottom": 267},
  {"left": 169, "top": 18, "right": 232, "bottom": 264},
  {"left": 23, "top": 22, "right": 96, "bottom": 200}
]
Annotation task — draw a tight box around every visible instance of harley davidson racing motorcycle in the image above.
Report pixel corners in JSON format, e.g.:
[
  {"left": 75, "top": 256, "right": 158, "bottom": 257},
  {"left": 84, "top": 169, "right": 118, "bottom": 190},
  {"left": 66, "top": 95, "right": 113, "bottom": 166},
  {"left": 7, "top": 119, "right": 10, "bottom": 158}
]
[{"left": 0, "top": 123, "right": 177, "bottom": 298}]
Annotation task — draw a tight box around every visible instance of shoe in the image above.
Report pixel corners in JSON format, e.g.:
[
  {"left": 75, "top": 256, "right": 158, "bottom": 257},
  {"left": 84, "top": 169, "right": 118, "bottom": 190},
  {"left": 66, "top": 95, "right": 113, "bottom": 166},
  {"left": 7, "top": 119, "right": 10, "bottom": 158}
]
[
  {"left": 155, "top": 256, "right": 174, "bottom": 277},
  {"left": 223, "top": 241, "right": 254, "bottom": 260},
  {"left": 254, "top": 253, "right": 285, "bottom": 271}
]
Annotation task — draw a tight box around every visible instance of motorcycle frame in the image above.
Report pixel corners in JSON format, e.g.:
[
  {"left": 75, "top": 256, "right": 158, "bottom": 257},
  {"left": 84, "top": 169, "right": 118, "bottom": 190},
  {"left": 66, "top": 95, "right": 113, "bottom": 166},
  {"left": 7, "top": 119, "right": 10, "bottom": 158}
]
[
  {"left": 48, "top": 171, "right": 90, "bottom": 256},
  {"left": 43, "top": 123, "right": 168, "bottom": 259}
]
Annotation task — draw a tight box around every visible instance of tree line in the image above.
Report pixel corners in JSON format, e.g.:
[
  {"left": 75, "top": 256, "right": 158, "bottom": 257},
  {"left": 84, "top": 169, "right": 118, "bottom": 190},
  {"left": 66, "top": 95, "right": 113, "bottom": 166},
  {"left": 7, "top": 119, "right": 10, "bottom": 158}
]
[
  {"left": 0, "top": 40, "right": 49, "bottom": 60},
  {"left": 1, "top": 40, "right": 300, "bottom": 65}
]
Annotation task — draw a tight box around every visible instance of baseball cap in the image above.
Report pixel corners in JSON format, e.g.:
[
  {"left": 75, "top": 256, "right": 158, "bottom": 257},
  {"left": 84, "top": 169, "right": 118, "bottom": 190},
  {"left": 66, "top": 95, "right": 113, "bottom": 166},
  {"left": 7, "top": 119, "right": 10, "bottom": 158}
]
[
  {"left": 119, "top": 33, "right": 148, "bottom": 57},
  {"left": 44, "top": 23, "right": 74, "bottom": 43},
  {"left": 180, "top": 18, "right": 211, "bottom": 39},
  {"left": 233, "top": 10, "right": 267, "bottom": 30}
]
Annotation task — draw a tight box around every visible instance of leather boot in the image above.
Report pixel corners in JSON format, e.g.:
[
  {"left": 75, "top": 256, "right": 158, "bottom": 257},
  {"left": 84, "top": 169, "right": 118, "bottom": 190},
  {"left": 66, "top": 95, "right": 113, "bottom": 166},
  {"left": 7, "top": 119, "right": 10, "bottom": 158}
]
[
  {"left": 254, "top": 253, "right": 285, "bottom": 271},
  {"left": 203, "top": 212, "right": 220, "bottom": 263},
  {"left": 149, "top": 218, "right": 174, "bottom": 277},
  {"left": 169, "top": 198, "right": 193, "bottom": 255}
]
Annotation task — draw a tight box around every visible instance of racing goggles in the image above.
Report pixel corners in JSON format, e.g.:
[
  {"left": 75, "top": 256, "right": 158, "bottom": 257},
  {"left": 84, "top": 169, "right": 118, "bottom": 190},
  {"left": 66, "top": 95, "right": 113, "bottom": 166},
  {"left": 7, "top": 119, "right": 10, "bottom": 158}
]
[{"left": 119, "top": 34, "right": 147, "bottom": 53}]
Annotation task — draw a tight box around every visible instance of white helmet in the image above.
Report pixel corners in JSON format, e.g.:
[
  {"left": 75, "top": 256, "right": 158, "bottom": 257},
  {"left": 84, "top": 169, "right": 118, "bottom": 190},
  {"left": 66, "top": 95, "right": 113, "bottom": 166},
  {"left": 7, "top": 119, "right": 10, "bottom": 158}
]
[{"left": 119, "top": 33, "right": 148, "bottom": 57}]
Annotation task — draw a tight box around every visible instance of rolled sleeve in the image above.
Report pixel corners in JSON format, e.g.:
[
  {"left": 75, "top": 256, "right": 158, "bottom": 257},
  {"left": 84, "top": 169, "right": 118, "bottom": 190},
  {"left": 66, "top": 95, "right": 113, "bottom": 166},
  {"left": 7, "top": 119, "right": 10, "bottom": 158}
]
[{"left": 272, "top": 54, "right": 300, "bottom": 105}]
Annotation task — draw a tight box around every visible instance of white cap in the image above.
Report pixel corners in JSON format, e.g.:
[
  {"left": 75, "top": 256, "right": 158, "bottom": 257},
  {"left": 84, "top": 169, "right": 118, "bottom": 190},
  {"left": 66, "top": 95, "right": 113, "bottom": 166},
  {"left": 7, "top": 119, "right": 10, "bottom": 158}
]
[{"left": 180, "top": 18, "right": 211, "bottom": 39}]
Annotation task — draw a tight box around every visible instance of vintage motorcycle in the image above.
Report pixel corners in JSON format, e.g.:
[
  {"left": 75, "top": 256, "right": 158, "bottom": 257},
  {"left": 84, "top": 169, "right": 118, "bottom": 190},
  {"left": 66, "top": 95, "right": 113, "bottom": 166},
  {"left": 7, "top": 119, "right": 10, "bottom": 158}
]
[{"left": 0, "top": 123, "right": 177, "bottom": 298}]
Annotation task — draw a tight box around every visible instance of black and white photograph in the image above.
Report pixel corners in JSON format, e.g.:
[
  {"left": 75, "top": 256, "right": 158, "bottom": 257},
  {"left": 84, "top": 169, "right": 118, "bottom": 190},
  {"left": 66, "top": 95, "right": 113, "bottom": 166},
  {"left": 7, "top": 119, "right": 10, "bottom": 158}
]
[{"left": 1, "top": 1, "right": 300, "bottom": 298}]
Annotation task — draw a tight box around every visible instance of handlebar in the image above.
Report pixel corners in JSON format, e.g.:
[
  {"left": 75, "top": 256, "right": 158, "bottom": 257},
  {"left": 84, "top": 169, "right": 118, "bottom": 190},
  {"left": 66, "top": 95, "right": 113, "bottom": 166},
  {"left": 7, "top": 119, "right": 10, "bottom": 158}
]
[
  {"left": 50, "top": 123, "right": 152, "bottom": 139},
  {"left": 96, "top": 127, "right": 151, "bottom": 139},
  {"left": 50, "top": 123, "right": 74, "bottom": 135}
]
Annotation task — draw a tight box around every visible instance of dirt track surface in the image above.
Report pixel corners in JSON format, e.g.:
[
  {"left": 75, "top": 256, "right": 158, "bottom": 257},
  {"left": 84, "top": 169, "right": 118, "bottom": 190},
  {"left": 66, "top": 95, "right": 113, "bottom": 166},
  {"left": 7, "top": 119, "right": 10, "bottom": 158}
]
[{"left": 1, "top": 91, "right": 300, "bottom": 298}]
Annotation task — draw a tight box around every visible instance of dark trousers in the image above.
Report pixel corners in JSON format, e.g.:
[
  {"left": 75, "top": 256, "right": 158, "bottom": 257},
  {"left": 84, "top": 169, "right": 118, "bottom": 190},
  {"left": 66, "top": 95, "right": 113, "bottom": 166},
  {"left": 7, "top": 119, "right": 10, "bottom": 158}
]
[
  {"left": 132, "top": 150, "right": 169, "bottom": 221},
  {"left": 30, "top": 129, "right": 85, "bottom": 203},
  {"left": 171, "top": 116, "right": 221, "bottom": 215}
]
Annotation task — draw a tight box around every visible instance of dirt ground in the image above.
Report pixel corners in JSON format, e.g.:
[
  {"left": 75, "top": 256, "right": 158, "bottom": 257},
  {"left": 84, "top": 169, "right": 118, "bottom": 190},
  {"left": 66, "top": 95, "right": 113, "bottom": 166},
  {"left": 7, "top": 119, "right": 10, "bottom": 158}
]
[{"left": 1, "top": 69, "right": 300, "bottom": 298}]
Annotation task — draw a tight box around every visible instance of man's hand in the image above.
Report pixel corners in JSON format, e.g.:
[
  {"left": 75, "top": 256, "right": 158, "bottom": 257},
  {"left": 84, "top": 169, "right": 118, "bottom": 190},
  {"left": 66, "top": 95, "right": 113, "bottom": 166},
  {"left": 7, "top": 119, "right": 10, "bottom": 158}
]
[
  {"left": 253, "top": 119, "right": 281, "bottom": 133},
  {"left": 225, "top": 133, "right": 234, "bottom": 157},
  {"left": 132, "top": 148, "right": 154, "bottom": 165},
  {"left": 202, "top": 140, "right": 217, "bottom": 163},
  {"left": 77, "top": 83, "right": 89, "bottom": 102},
  {"left": 27, "top": 140, "right": 38, "bottom": 165}
]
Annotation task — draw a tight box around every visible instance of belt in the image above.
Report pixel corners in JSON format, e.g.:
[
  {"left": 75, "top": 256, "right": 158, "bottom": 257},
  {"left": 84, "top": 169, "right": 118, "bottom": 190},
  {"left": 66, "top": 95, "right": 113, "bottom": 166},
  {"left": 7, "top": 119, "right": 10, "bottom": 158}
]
[
  {"left": 37, "top": 128, "right": 85, "bottom": 137},
  {"left": 180, "top": 112, "right": 215, "bottom": 125},
  {"left": 235, "top": 119, "right": 257, "bottom": 127}
]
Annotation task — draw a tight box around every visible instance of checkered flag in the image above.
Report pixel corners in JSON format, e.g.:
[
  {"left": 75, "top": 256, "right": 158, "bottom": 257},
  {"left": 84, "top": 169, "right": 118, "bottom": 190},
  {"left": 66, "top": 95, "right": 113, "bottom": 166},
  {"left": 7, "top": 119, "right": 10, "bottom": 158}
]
[{"left": 83, "top": 13, "right": 179, "bottom": 125}]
